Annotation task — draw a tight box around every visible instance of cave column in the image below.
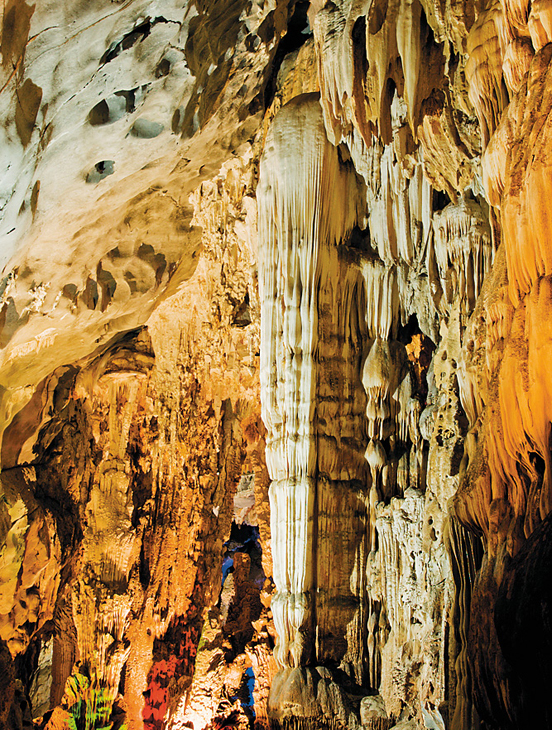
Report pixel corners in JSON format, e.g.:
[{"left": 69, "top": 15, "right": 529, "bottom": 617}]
[{"left": 258, "top": 92, "right": 366, "bottom": 718}]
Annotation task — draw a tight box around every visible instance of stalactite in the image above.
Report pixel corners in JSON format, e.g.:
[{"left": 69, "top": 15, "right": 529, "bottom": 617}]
[
  {"left": 466, "top": 0, "right": 510, "bottom": 148},
  {"left": 432, "top": 197, "right": 494, "bottom": 318}
]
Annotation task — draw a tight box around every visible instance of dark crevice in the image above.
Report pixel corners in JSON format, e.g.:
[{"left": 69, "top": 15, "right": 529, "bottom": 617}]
[
  {"left": 368, "top": 0, "right": 387, "bottom": 35},
  {"left": 263, "top": 0, "right": 312, "bottom": 110},
  {"left": 96, "top": 263, "right": 117, "bottom": 312},
  {"left": 432, "top": 188, "right": 452, "bottom": 211},
  {"left": 100, "top": 17, "right": 172, "bottom": 66},
  {"left": 155, "top": 57, "right": 171, "bottom": 78},
  {"left": 124, "top": 271, "right": 138, "bottom": 295},
  {"left": 351, "top": 16, "right": 371, "bottom": 140},
  {"left": 232, "top": 292, "right": 252, "bottom": 328},
  {"left": 85, "top": 160, "right": 115, "bottom": 184},
  {"left": 89, "top": 88, "right": 146, "bottom": 126},
  {"left": 137, "top": 244, "right": 167, "bottom": 287},
  {"left": 398, "top": 313, "right": 423, "bottom": 345},
  {"left": 380, "top": 77, "right": 396, "bottom": 145},
  {"left": 62, "top": 283, "right": 78, "bottom": 303},
  {"left": 220, "top": 522, "right": 264, "bottom": 661},
  {"left": 347, "top": 225, "right": 373, "bottom": 254},
  {"left": 352, "top": 16, "right": 368, "bottom": 77},
  {"left": 398, "top": 314, "right": 436, "bottom": 405},
  {"left": 450, "top": 439, "right": 465, "bottom": 476},
  {"left": 81, "top": 277, "right": 99, "bottom": 310},
  {"left": 420, "top": 4, "right": 433, "bottom": 50}
]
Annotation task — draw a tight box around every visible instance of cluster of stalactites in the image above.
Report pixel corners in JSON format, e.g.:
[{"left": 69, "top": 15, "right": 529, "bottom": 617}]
[
  {"left": 457, "top": 256, "right": 552, "bottom": 544},
  {"left": 483, "top": 43, "right": 552, "bottom": 305},
  {"left": 466, "top": 0, "right": 511, "bottom": 148},
  {"left": 312, "top": 0, "right": 425, "bottom": 148},
  {"left": 465, "top": 0, "right": 552, "bottom": 150},
  {"left": 362, "top": 338, "right": 414, "bottom": 503},
  {"left": 453, "top": 0, "right": 552, "bottom": 550},
  {"left": 367, "top": 142, "right": 434, "bottom": 268},
  {"left": 432, "top": 197, "right": 494, "bottom": 316}
]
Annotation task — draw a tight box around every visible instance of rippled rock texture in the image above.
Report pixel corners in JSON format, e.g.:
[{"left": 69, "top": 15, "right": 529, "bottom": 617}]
[{"left": 2, "top": 0, "right": 552, "bottom": 728}]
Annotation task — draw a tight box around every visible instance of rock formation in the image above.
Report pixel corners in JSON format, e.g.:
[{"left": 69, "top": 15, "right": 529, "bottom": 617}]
[{"left": 1, "top": 0, "right": 552, "bottom": 728}]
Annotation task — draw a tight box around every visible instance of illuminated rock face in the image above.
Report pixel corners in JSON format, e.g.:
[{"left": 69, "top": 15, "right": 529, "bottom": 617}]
[
  {"left": 257, "top": 1, "right": 552, "bottom": 729},
  {"left": 256, "top": 57, "right": 481, "bottom": 730},
  {"left": 2, "top": 0, "right": 552, "bottom": 728}
]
